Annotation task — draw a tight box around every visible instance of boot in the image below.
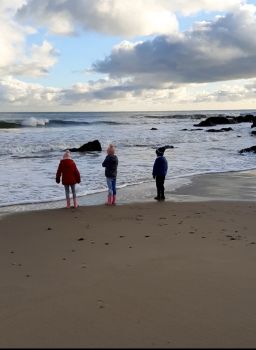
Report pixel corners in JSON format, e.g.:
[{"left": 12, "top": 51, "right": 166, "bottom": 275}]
[
  {"left": 73, "top": 198, "right": 78, "bottom": 208},
  {"left": 112, "top": 195, "right": 116, "bottom": 205},
  {"left": 154, "top": 190, "right": 160, "bottom": 201},
  {"left": 66, "top": 198, "right": 71, "bottom": 208},
  {"left": 106, "top": 195, "right": 112, "bottom": 205}
]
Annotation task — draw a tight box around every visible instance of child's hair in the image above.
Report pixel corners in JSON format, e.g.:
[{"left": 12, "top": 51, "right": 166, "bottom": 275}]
[
  {"left": 63, "top": 150, "right": 71, "bottom": 159},
  {"left": 107, "top": 144, "right": 115, "bottom": 155}
]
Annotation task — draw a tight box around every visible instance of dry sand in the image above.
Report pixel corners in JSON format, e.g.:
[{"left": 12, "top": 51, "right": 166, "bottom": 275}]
[{"left": 1, "top": 200, "right": 256, "bottom": 348}]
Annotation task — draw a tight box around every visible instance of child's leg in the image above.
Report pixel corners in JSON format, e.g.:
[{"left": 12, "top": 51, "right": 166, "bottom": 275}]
[
  {"left": 112, "top": 178, "right": 117, "bottom": 205},
  {"left": 155, "top": 177, "right": 161, "bottom": 199},
  {"left": 64, "top": 185, "right": 71, "bottom": 208},
  {"left": 64, "top": 185, "right": 70, "bottom": 200},
  {"left": 159, "top": 176, "right": 165, "bottom": 199},
  {"left": 70, "top": 184, "right": 78, "bottom": 208},
  {"left": 106, "top": 177, "right": 113, "bottom": 204}
]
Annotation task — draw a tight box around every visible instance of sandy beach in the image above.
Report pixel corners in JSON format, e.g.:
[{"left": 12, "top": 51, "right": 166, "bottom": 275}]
[{"left": 1, "top": 172, "right": 256, "bottom": 348}]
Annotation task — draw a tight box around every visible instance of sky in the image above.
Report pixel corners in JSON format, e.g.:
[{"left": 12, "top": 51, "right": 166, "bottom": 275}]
[{"left": 1, "top": 0, "right": 256, "bottom": 112}]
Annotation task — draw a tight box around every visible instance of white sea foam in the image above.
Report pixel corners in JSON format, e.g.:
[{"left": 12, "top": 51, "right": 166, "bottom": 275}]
[{"left": 21, "top": 117, "right": 49, "bottom": 127}]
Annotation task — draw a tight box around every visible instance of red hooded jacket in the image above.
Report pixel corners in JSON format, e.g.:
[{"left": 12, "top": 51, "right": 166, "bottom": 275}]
[{"left": 56, "top": 159, "right": 81, "bottom": 185}]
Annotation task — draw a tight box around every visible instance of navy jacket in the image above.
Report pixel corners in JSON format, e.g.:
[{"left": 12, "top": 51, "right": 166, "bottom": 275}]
[
  {"left": 152, "top": 156, "right": 168, "bottom": 177},
  {"left": 102, "top": 155, "right": 118, "bottom": 178}
]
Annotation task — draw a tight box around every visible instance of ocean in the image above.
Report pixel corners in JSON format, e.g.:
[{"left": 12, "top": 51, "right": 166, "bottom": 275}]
[{"left": 0, "top": 110, "right": 256, "bottom": 208}]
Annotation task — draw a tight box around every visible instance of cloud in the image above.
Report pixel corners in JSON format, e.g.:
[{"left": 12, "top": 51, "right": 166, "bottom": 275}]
[
  {"left": 16, "top": 0, "right": 246, "bottom": 37},
  {"left": 0, "top": 76, "right": 60, "bottom": 104},
  {"left": 0, "top": 1, "right": 58, "bottom": 78},
  {"left": 0, "top": 41, "right": 58, "bottom": 77},
  {"left": 92, "top": 4, "right": 256, "bottom": 85},
  {"left": 1, "top": 75, "right": 255, "bottom": 111},
  {"left": 16, "top": 0, "right": 179, "bottom": 36},
  {"left": 0, "top": 75, "right": 178, "bottom": 108}
]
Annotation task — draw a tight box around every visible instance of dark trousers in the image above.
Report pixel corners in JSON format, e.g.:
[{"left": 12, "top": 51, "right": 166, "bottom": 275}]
[{"left": 155, "top": 175, "right": 165, "bottom": 199}]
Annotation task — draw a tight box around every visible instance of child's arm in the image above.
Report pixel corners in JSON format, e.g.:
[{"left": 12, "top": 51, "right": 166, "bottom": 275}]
[
  {"left": 74, "top": 165, "right": 81, "bottom": 184},
  {"left": 102, "top": 156, "right": 108, "bottom": 167},
  {"left": 56, "top": 162, "right": 62, "bottom": 183},
  {"left": 152, "top": 159, "right": 158, "bottom": 178}
]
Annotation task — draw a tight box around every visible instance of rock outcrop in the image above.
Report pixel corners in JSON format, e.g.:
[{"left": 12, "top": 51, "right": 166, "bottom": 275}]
[
  {"left": 206, "top": 127, "right": 233, "bottom": 132},
  {"left": 239, "top": 145, "right": 256, "bottom": 154},
  {"left": 194, "top": 115, "right": 256, "bottom": 127},
  {"left": 69, "top": 140, "right": 102, "bottom": 152}
]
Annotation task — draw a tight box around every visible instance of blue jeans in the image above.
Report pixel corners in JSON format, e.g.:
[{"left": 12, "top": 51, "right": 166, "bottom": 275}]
[
  {"left": 64, "top": 184, "right": 76, "bottom": 200},
  {"left": 106, "top": 177, "right": 116, "bottom": 196}
]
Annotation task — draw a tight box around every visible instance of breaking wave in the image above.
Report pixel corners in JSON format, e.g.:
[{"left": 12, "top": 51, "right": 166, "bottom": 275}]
[{"left": 0, "top": 117, "right": 129, "bottom": 129}]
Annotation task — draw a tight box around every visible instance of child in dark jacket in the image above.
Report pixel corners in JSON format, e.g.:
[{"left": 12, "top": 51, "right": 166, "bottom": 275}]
[
  {"left": 152, "top": 147, "right": 168, "bottom": 201},
  {"left": 56, "top": 150, "right": 81, "bottom": 208},
  {"left": 102, "top": 144, "right": 118, "bottom": 205}
]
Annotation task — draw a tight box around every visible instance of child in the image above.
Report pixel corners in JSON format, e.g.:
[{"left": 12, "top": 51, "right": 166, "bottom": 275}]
[
  {"left": 152, "top": 147, "right": 168, "bottom": 201},
  {"left": 102, "top": 144, "right": 118, "bottom": 205},
  {"left": 56, "top": 150, "right": 81, "bottom": 208}
]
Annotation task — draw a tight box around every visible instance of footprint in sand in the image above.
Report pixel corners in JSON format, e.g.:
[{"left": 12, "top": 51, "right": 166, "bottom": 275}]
[{"left": 97, "top": 299, "right": 105, "bottom": 309}]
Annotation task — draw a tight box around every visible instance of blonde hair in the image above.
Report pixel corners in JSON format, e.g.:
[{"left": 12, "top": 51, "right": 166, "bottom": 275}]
[
  {"left": 107, "top": 144, "right": 115, "bottom": 155},
  {"left": 63, "top": 150, "right": 71, "bottom": 159}
]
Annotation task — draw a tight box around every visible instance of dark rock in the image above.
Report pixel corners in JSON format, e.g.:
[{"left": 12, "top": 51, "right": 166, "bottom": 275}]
[
  {"left": 181, "top": 128, "right": 203, "bottom": 131},
  {"left": 251, "top": 121, "right": 256, "bottom": 128},
  {"left": 151, "top": 127, "right": 158, "bottom": 130},
  {"left": 206, "top": 127, "right": 233, "bottom": 132},
  {"left": 194, "top": 116, "right": 235, "bottom": 127},
  {"left": 194, "top": 115, "right": 256, "bottom": 127},
  {"left": 239, "top": 145, "right": 256, "bottom": 154},
  {"left": 251, "top": 131, "right": 256, "bottom": 136},
  {"left": 234, "top": 114, "right": 256, "bottom": 123},
  {"left": 69, "top": 139, "right": 102, "bottom": 152}
]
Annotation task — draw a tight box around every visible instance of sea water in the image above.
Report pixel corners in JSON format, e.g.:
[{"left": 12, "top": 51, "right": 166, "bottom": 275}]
[{"left": 0, "top": 110, "right": 256, "bottom": 208}]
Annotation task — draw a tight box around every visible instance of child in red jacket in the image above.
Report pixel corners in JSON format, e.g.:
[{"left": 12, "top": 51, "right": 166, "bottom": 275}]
[{"left": 56, "top": 150, "right": 81, "bottom": 208}]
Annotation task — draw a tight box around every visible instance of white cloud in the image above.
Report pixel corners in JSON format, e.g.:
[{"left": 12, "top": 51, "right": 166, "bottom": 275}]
[
  {"left": 16, "top": 0, "right": 246, "bottom": 37},
  {"left": 0, "top": 76, "right": 60, "bottom": 104},
  {"left": 1, "top": 75, "right": 256, "bottom": 111},
  {"left": 0, "top": 0, "right": 58, "bottom": 78},
  {"left": 16, "top": 0, "right": 179, "bottom": 36},
  {"left": 0, "top": 41, "right": 58, "bottom": 77}
]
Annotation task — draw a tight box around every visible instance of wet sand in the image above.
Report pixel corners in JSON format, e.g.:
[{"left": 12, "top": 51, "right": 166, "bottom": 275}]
[{"left": 1, "top": 198, "right": 256, "bottom": 347}]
